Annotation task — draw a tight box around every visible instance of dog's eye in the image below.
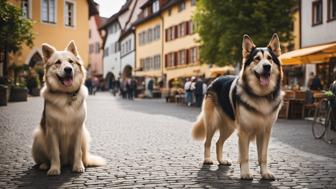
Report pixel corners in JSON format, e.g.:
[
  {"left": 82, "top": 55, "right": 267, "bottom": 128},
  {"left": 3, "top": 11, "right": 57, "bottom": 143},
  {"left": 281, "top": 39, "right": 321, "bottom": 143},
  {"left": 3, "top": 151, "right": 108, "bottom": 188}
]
[
  {"left": 55, "top": 60, "right": 61, "bottom": 65},
  {"left": 254, "top": 57, "right": 261, "bottom": 62},
  {"left": 267, "top": 56, "right": 272, "bottom": 61},
  {"left": 69, "top": 59, "right": 73, "bottom": 63}
]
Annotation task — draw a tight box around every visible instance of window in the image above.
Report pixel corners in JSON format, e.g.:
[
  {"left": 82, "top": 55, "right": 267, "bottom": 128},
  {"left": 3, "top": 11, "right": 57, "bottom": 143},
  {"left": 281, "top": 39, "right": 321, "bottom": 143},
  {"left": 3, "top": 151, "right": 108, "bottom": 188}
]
[
  {"left": 178, "top": 2, "right": 185, "bottom": 12},
  {"left": 189, "top": 20, "right": 194, "bottom": 34},
  {"left": 152, "top": 0, "right": 160, "bottom": 13},
  {"left": 312, "top": 0, "right": 323, "bottom": 25},
  {"left": 104, "top": 47, "right": 109, "bottom": 57},
  {"left": 21, "top": 0, "right": 31, "bottom": 19},
  {"left": 148, "top": 28, "right": 153, "bottom": 42},
  {"left": 89, "top": 44, "right": 93, "bottom": 54},
  {"left": 328, "top": 0, "right": 336, "bottom": 21},
  {"left": 89, "top": 29, "right": 91, "bottom": 38},
  {"left": 189, "top": 47, "right": 198, "bottom": 63},
  {"left": 128, "top": 39, "right": 132, "bottom": 51},
  {"left": 191, "top": 0, "right": 196, "bottom": 6},
  {"left": 65, "top": 1, "right": 75, "bottom": 27},
  {"left": 95, "top": 42, "right": 100, "bottom": 53},
  {"left": 166, "top": 53, "right": 175, "bottom": 67},
  {"left": 42, "top": 0, "right": 56, "bottom": 23},
  {"left": 154, "top": 25, "right": 160, "bottom": 40}
]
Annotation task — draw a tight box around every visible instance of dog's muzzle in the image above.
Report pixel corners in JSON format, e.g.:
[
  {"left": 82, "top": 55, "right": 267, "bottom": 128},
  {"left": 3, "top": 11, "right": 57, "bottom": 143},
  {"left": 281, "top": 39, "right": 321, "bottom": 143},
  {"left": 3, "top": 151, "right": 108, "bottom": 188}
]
[
  {"left": 57, "top": 67, "right": 74, "bottom": 87},
  {"left": 254, "top": 64, "right": 271, "bottom": 87}
]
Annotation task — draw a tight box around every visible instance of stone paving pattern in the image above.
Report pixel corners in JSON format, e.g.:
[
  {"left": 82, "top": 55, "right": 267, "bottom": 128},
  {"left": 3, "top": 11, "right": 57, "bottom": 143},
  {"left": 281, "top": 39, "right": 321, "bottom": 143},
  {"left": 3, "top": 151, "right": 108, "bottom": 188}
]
[{"left": 0, "top": 93, "right": 336, "bottom": 188}]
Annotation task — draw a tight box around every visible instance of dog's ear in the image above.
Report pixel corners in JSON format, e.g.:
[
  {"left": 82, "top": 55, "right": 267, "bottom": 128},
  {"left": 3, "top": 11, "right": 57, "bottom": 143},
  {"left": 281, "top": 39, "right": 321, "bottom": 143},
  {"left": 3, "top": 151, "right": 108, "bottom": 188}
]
[
  {"left": 267, "top": 33, "right": 281, "bottom": 57},
  {"left": 65, "top": 40, "right": 79, "bottom": 56},
  {"left": 41, "top": 43, "right": 56, "bottom": 62},
  {"left": 242, "top": 34, "right": 256, "bottom": 58}
]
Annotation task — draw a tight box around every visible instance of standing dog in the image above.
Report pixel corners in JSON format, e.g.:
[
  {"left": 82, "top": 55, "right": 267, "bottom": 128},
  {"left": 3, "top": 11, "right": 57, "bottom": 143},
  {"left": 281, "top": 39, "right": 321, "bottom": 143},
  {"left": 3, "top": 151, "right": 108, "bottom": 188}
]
[
  {"left": 32, "top": 41, "right": 105, "bottom": 176},
  {"left": 192, "top": 34, "right": 283, "bottom": 180}
]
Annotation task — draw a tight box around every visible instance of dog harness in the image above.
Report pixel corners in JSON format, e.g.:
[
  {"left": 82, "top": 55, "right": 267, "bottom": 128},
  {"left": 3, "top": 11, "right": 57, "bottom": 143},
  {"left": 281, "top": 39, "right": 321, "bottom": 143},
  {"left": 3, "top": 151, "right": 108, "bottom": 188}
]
[{"left": 207, "top": 76, "right": 237, "bottom": 120}]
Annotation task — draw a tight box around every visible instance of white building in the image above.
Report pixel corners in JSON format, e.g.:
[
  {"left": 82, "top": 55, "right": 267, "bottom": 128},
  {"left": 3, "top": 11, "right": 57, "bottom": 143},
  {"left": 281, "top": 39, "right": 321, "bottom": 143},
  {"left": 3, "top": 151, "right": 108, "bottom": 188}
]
[{"left": 301, "top": 0, "right": 336, "bottom": 47}]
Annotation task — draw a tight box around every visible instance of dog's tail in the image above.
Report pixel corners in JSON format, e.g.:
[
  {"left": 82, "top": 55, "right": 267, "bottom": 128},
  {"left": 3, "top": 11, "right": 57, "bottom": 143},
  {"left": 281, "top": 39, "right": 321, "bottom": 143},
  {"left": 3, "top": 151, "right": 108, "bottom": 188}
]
[
  {"left": 192, "top": 112, "right": 206, "bottom": 140},
  {"left": 85, "top": 154, "right": 106, "bottom": 167}
]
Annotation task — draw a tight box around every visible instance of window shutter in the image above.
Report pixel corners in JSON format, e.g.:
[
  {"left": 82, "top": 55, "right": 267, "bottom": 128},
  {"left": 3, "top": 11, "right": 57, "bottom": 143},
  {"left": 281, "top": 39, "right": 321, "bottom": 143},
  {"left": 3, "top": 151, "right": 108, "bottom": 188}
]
[
  {"left": 174, "top": 52, "right": 178, "bottom": 66},
  {"left": 185, "top": 22, "right": 189, "bottom": 35},
  {"left": 165, "top": 54, "right": 168, "bottom": 67},
  {"left": 186, "top": 49, "right": 189, "bottom": 64},
  {"left": 175, "top": 25, "right": 178, "bottom": 39},
  {"left": 165, "top": 28, "right": 168, "bottom": 41}
]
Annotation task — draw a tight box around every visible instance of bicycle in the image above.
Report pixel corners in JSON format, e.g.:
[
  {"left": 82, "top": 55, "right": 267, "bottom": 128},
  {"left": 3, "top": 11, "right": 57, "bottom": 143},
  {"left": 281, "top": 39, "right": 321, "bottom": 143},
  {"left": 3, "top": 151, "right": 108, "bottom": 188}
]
[{"left": 312, "top": 95, "right": 336, "bottom": 144}]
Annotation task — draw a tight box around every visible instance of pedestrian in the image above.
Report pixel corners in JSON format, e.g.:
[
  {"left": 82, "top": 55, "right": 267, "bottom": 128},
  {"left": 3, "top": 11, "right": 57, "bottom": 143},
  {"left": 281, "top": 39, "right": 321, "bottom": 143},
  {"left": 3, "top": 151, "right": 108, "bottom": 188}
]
[
  {"left": 85, "top": 65, "right": 93, "bottom": 95},
  {"left": 92, "top": 76, "right": 99, "bottom": 95},
  {"left": 194, "top": 77, "right": 204, "bottom": 107},
  {"left": 130, "top": 78, "right": 137, "bottom": 99},
  {"left": 147, "top": 78, "right": 154, "bottom": 98},
  {"left": 184, "top": 78, "right": 193, "bottom": 106},
  {"left": 309, "top": 72, "right": 323, "bottom": 90}
]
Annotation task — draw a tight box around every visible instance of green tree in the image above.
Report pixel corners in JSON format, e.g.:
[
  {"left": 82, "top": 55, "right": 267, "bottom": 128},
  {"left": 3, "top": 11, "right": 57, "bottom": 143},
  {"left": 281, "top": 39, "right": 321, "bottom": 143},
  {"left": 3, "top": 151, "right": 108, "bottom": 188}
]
[
  {"left": 0, "top": 0, "right": 34, "bottom": 79},
  {"left": 194, "top": 0, "right": 297, "bottom": 66}
]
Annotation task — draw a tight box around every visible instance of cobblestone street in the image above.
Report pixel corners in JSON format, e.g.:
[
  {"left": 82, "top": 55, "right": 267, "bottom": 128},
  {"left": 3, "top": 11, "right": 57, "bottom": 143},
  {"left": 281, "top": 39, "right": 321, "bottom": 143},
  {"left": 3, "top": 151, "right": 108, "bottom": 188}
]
[{"left": 0, "top": 93, "right": 336, "bottom": 188}]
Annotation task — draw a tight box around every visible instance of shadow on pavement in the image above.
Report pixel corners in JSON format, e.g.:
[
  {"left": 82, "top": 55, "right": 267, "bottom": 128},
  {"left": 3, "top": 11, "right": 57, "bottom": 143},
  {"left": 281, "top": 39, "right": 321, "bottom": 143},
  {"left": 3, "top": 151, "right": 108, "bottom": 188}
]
[
  {"left": 16, "top": 165, "right": 78, "bottom": 189},
  {"left": 196, "top": 164, "right": 276, "bottom": 189}
]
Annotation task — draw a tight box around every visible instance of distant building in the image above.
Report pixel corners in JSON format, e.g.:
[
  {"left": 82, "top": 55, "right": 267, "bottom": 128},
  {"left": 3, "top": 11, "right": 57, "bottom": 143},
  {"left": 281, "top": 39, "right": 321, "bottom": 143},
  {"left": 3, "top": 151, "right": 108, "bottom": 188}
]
[
  {"left": 280, "top": 0, "right": 336, "bottom": 89},
  {"left": 88, "top": 3, "right": 107, "bottom": 77},
  {"left": 6, "top": 0, "right": 97, "bottom": 69}
]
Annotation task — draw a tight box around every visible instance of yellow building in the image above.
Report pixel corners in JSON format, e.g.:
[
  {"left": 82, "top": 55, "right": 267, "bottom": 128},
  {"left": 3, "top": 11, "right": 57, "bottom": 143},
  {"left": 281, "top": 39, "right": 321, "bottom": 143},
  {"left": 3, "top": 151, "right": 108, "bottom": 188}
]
[
  {"left": 134, "top": 0, "right": 164, "bottom": 82},
  {"left": 7, "top": 0, "right": 97, "bottom": 68},
  {"left": 162, "top": 0, "right": 210, "bottom": 84}
]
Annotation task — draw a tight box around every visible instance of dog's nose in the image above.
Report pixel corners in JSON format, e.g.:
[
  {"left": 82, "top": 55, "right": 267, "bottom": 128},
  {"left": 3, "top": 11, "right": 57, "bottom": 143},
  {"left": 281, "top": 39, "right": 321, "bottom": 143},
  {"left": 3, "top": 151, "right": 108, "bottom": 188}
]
[
  {"left": 64, "top": 67, "right": 72, "bottom": 74},
  {"left": 263, "top": 64, "right": 271, "bottom": 72}
]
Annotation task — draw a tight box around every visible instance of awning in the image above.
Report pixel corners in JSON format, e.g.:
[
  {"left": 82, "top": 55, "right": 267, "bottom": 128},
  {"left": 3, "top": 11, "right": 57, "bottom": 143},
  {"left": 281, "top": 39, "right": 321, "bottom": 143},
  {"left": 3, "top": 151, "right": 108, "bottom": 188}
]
[
  {"left": 209, "top": 66, "right": 235, "bottom": 77},
  {"left": 280, "top": 43, "right": 336, "bottom": 65}
]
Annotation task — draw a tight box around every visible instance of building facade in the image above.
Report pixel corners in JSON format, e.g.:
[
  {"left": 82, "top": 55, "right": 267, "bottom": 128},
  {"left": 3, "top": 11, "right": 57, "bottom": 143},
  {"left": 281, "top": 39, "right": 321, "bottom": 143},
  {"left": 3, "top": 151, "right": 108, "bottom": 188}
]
[
  {"left": 88, "top": 11, "right": 107, "bottom": 76},
  {"left": 7, "top": 0, "right": 96, "bottom": 69},
  {"left": 162, "top": 0, "right": 209, "bottom": 84},
  {"left": 134, "top": 0, "right": 166, "bottom": 88}
]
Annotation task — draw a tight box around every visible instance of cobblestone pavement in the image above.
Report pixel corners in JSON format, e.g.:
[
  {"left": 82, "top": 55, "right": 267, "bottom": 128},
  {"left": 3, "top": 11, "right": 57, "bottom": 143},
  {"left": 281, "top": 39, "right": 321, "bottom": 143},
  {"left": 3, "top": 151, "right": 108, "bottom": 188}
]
[{"left": 0, "top": 92, "right": 336, "bottom": 189}]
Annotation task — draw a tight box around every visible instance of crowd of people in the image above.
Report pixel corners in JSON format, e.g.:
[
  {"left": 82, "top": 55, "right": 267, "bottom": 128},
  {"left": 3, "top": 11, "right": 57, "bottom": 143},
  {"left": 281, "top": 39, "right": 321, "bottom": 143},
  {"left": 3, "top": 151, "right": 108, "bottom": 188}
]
[{"left": 184, "top": 76, "right": 207, "bottom": 107}]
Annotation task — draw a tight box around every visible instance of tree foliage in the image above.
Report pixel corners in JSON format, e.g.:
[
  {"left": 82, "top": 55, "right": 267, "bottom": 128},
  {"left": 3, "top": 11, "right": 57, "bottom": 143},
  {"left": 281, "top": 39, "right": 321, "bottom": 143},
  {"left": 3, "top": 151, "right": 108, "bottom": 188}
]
[
  {"left": 194, "top": 0, "right": 297, "bottom": 66},
  {"left": 0, "top": 0, "right": 34, "bottom": 52}
]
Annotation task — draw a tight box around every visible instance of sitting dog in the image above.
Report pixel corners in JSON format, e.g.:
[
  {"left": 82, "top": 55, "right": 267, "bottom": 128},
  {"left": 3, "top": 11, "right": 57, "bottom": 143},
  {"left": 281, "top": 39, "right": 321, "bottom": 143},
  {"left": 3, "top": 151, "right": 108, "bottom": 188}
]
[
  {"left": 192, "top": 34, "right": 283, "bottom": 180},
  {"left": 32, "top": 41, "right": 105, "bottom": 176}
]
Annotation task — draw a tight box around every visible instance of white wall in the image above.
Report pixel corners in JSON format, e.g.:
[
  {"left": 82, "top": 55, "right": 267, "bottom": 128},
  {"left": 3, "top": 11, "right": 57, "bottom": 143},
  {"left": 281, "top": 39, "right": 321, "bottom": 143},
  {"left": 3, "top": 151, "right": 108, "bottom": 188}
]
[
  {"left": 121, "top": 33, "right": 135, "bottom": 73},
  {"left": 301, "top": 0, "right": 336, "bottom": 47},
  {"left": 103, "top": 23, "right": 121, "bottom": 78}
]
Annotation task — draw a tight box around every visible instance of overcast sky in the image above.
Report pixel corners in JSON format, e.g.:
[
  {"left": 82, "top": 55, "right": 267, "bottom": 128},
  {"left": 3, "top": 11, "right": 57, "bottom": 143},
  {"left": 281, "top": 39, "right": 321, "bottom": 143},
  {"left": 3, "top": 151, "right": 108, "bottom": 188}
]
[{"left": 94, "top": 0, "right": 127, "bottom": 18}]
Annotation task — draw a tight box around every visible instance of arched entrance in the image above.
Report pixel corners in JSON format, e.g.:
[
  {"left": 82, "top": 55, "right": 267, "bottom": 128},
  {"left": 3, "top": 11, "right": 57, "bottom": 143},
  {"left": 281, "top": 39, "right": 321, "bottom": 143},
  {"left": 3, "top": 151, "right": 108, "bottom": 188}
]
[
  {"left": 28, "top": 52, "right": 43, "bottom": 68},
  {"left": 104, "top": 72, "right": 115, "bottom": 90},
  {"left": 122, "top": 65, "right": 133, "bottom": 79}
]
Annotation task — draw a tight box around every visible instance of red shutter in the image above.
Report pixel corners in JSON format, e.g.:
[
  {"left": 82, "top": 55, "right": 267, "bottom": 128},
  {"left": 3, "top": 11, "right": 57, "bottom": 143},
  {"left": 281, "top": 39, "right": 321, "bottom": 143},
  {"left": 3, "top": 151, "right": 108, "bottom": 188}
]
[
  {"left": 175, "top": 25, "right": 178, "bottom": 39},
  {"left": 185, "top": 22, "right": 189, "bottom": 35},
  {"left": 174, "top": 52, "right": 178, "bottom": 66},
  {"left": 186, "top": 49, "right": 189, "bottom": 64},
  {"left": 165, "top": 54, "right": 168, "bottom": 67},
  {"left": 165, "top": 29, "right": 168, "bottom": 41}
]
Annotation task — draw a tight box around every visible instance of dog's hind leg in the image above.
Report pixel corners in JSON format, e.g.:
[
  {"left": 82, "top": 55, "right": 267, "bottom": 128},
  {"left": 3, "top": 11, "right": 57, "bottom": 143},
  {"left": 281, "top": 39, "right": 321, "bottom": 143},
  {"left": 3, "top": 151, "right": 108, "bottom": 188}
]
[
  {"left": 217, "top": 126, "right": 234, "bottom": 166},
  {"left": 32, "top": 128, "right": 49, "bottom": 170},
  {"left": 203, "top": 103, "right": 218, "bottom": 165},
  {"left": 257, "top": 129, "right": 274, "bottom": 180}
]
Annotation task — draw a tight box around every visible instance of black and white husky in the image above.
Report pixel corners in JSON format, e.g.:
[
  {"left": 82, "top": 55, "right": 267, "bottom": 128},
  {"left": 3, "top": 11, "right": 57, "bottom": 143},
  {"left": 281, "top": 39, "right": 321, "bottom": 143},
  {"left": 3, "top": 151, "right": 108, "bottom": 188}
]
[{"left": 192, "top": 34, "right": 283, "bottom": 180}]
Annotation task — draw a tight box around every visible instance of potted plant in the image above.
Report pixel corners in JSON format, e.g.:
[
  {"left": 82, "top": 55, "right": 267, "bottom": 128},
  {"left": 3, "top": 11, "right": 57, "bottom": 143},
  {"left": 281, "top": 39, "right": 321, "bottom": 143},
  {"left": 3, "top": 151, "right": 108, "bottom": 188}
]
[{"left": 8, "top": 64, "right": 28, "bottom": 102}]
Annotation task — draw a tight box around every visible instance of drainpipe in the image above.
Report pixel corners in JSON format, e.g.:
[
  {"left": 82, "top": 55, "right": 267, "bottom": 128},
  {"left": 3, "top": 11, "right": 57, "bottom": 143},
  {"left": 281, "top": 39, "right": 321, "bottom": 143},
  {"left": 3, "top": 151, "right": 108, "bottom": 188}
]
[{"left": 160, "top": 14, "right": 165, "bottom": 88}]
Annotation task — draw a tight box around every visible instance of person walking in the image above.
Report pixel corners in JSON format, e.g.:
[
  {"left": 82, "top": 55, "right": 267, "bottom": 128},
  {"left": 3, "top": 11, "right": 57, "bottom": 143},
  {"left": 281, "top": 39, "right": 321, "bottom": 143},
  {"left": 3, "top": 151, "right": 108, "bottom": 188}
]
[
  {"left": 147, "top": 79, "right": 154, "bottom": 98},
  {"left": 194, "top": 77, "right": 204, "bottom": 107},
  {"left": 92, "top": 76, "right": 99, "bottom": 95},
  {"left": 329, "top": 75, "right": 336, "bottom": 131},
  {"left": 184, "top": 78, "right": 193, "bottom": 106}
]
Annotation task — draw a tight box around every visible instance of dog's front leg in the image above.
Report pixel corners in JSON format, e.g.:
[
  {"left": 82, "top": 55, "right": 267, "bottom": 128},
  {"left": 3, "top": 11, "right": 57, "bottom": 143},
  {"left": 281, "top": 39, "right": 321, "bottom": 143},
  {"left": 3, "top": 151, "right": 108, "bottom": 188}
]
[
  {"left": 257, "top": 129, "right": 275, "bottom": 180},
  {"left": 72, "top": 128, "right": 85, "bottom": 173},
  {"left": 239, "top": 131, "right": 253, "bottom": 180},
  {"left": 47, "top": 131, "right": 61, "bottom": 176}
]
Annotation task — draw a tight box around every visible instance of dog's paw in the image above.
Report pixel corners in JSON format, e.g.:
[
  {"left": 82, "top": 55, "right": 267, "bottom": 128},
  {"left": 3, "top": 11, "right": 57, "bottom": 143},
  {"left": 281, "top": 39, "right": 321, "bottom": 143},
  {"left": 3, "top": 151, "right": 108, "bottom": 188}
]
[
  {"left": 72, "top": 164, "right": 85, "bottom": 173},
  {"left": 218, "top": 160, "right": 232, "bottom": 166},
  {"left": 240, "top": 173, "right": 253, "bottom": 180},
  {"left": 261, "top": 171, "right": 275, "bottom": 180},
  {"left": 47, "top": 168, "right": 61, "bottom": 176},
  {"left": 203, "top": 159, "right": 213, "bottom": 165},
  {"left": 39, "top": 163, "right": 49, "bottom": 170}
]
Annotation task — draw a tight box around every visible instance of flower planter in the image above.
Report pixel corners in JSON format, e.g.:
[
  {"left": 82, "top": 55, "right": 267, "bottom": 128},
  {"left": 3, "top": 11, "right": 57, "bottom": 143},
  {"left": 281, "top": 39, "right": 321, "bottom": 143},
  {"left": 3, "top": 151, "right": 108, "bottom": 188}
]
[
  {"left": 9, "top": 87, "right": 28, "bottom": 102},
  {"left": 0, "top": 84, "right": 9, "bottom": 106}
]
